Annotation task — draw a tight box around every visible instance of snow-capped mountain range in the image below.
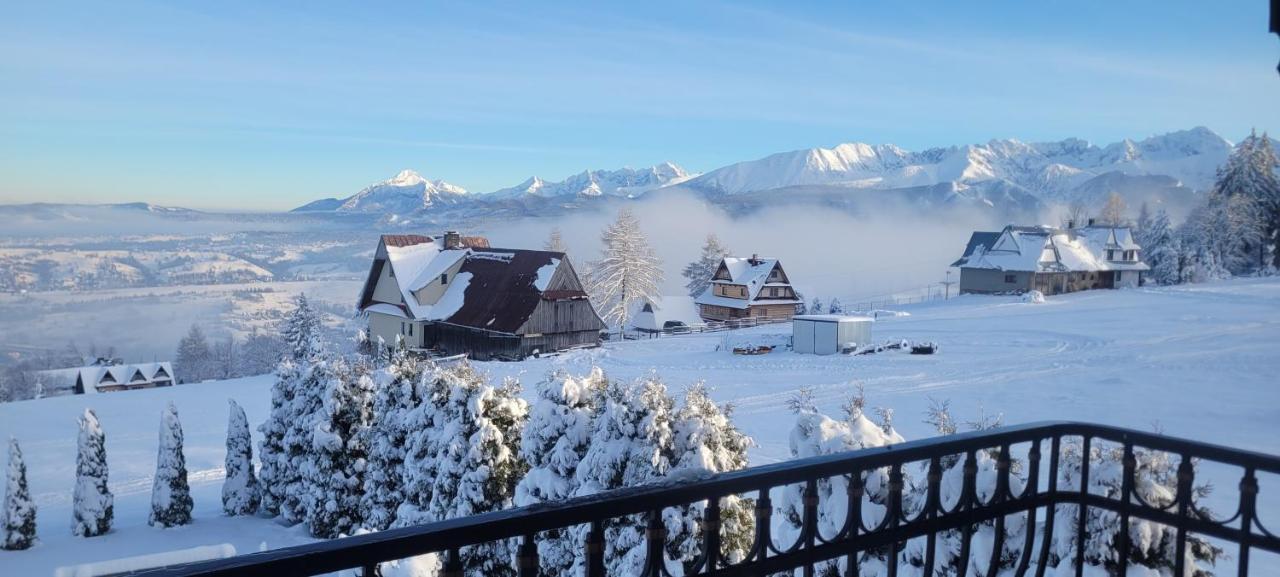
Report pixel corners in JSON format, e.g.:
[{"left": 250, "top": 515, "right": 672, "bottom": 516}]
[{"left": 290, "top": 127, "right": 1235, "bottom": 220}]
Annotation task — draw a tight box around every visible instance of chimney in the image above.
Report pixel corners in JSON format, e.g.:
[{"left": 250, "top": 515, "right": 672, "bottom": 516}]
[
  {"left": 750, "top": 253, "right": 761, "bottom": 265},
  {"left": 443, "top": 230, "right": 461, "bottom": 249},
  {"left": 1067, "top": 219, "right": 1075, "bottom": 229},
  {"left": 1086, "top": 218, "right": 1095, "bottom": 227}
]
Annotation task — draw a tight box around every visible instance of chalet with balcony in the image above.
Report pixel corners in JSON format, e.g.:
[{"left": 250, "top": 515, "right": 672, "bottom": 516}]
[
  {"left": 694, "top": 254, "right": 802, "bottom": 321},
  {"left": 358, "top": 231, "right": 605, "bottom": 360},
  {"left": 951, "top": 221, "right": 1149, "bottom": 295}
]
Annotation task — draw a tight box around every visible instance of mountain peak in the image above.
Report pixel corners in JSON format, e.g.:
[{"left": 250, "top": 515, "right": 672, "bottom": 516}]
[{"left": 388, "top": 169, "right": 427, "bottom": 186}]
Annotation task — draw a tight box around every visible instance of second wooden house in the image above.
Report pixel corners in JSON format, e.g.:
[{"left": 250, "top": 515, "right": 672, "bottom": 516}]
[{"left": 694, "top": 254, "right": 802, "bottom": 322}]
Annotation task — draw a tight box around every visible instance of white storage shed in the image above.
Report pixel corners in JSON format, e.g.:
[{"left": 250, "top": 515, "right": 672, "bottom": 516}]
[{"left": 792, "top": 315, "right": 874, "bottom": 355}]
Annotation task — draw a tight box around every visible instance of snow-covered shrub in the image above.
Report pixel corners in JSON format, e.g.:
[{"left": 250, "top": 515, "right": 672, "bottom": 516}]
[
  {"left": 150, "top": 402, "right": 193, "bottom": 527},
  {"left": 3, "top": 438, "right": 36, "bottom": 550},
  {"left": 515, "top": 367, "right": 607, "bottom": 576},
  {"left": 362, "top": 353, "right": 428, "bottom": 531},
  {"left": 258, "top": 294, "right": 325, "bottom": 519},
  {"left": 279, "top": 356, "right": 334, "bottom": 524},
  {"left": 303, "top": 358, "right": 373, "bottom": 538},
  {"left": 665, "top": 383, "right": 755, "bottom": 572},
  {"left": 394, "top": 363, "right": 454, "bottom": 527},
  {"left": 572, "top": 374, "right": 676, "bottom": 575},
  {"left": 425, "top": 365, "right": 529, "bottom": 576},
  {"left": 72, "top": 408, "right": 113, "bottom": 537},
  {"left": 222, "top": 399, "right": 260, "bottom": 516}
]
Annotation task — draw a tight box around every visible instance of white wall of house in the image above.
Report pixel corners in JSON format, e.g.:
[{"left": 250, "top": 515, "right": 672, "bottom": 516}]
[
  {"left": 1116, "top": 270, "right": 1140, "bottom": 288},
  {"left": 372, "top": 261, "right": 403, "bottom": 304},
  {"left": 368, "top": 311, "right": 421, "bottom": 349}
]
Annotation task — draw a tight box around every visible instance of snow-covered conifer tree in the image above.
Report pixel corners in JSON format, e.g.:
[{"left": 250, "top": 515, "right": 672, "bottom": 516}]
[
  {"left": 544, "top": 227, "right": 567, "bottom": 253},
  {"left": 1143, "top": 209, "right": 1179, "bottom": 285},
  {"left": 257, "top": 355, "right": 298, "bottom": 517},
  {"left": 222, "top": 399, "right": 260, "bottom": 516},
  {"left": 515, "top": 367, "right": 607, "bottom": 575},
  {"left": 283, "top": 293, "right": 324, "bottom": 362},
  {"left": 175, "top": 324, "right": 212, "bottom": 383},
  {"left": 682, "top": 234, "right": 730, "bottom": 297},
  {"left": 303, "top": 358, "right": 372, "bottom": 538},
  {"left": 278, "top": 355, "right": 334, "bottom": 524},
  {"left": 1213, "top": 130, "right": 1280, "bottom": 269},
  {"left": 810, "top": 297, "right": 824, "bottom": 315},
  {"left": 572, "top": 374, "right": 675, "bottom": 575},
  {"left": 259, "top": 293, "right": 325, "bottom": 518},
  {"left": 361, "top": 353, "right": 426, "bottom": 531},
  {"left": 827, "top": 298, "right": 844, "bottom": 314},
  {"left": 394, "top": 362, "right": 456, "bottom": 528},
  {"left": 426, "top": 365, "right": 529, "bottom": 576},
  {"left": 3, "top": 438, "right": 36, "bottom": 550},
  {"left": 72, "top": 409, "right": 112, "bottom": 537},
  {"left": 665, "top": 383, "right": 754, "bottom": 572},
  {"left": 149, "top": 402, "right": 193, "bottom": 527},
  {"left": 587, "top": 208, "right": 663, "bottom": 327}
]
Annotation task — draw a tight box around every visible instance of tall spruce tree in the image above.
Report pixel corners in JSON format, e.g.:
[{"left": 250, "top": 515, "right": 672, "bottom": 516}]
[
  {"left": 426, "top": 365, "right": 529, "bottom": 576},
  {"left": 682, "top": 234, "right": 730, "bottom": 297},
  {"left": 222, "top": 399, "right": 260, "bottom": 516},
  {"left": 3, "top": 438, "right": 36, "bottom": 550},
  {"left": 72, "top": 409, "right": 112, "bottom": 537},
  {"left": 665, "top": 384, "right": 754, "bottom": 571},
  {"left": 515, "top": 367, "right": 607, "bottom": 576},
  {"left": 150, "top": 402, "right": 193, "bottom": 527},
  {"left": 1143, "top": 209, "right": 1179, "bottom": 284},
  {"left": 394, "top": 363, "right": 454, "bottom": 527},
  {"left": 587, "top": 207, "right": 664, "bottom": 327},
  {"left": 361, "top": 353, "right": 426, "bottom": 531},
  {"left": 303, "top": 359, "right": 373, "bottom": 538},
  {"left": 571, "top": 375, "right": 675, "bottom": 575},
  {"left": 175, "top": 324, "right": 212, "bottom": 383}
]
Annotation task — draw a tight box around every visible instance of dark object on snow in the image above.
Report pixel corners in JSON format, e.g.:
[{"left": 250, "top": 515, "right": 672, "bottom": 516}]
[
  {"left": 851, "top": 340, "right": 909, "bottom": 355},
  {"left": 733, "top": 345, "right": 774, "bottom": 355},
  {"left": 910, "top": 343, "right": 939, "bottom": 355}
]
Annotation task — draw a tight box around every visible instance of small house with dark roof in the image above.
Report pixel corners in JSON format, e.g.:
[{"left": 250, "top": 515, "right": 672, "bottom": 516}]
[
  {"left": 694, "top": 254, "right": 802, "bottom": 322},
  {"left": 358, "top": 231, "right": 605, "bottom": 360},
  {"left": 952, "top": 222, "right": 1149, "bottom": 295}
]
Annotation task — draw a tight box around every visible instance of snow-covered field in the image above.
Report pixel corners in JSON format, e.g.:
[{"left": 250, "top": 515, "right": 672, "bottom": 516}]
[{"left": 2, "top": 278, "right": 1278, "bottom": 575}]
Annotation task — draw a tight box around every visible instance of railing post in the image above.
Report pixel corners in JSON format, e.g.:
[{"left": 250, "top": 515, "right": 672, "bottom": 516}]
[
  {"left": 753, "top": 488, "right": 773, "bottom": 565},
  {"left": 442, "top": 547, "right": 463, "bottom": 577},
  {"left": 1035, "top": 435, "right": 1060, "bottom": 577},
  {"left": 1238, "top": 468, "right": 1258, "bottom": 577},
  {"left": 1116, "top": 443, "right": 1136, "bottom": 575},
  {"left": 586, "top": 520, "right": 606, "bottom": 577},
  {"left": 1014, "top": 441, "right": 1041, "bottom": 577},
  {"left": 957, "top": 451, "right": 978, "bottom": 577},
  {"left": 803, "top": 478, "right": 819, "bottom": 577},
  {"left": 362, "top": 562, "right": 380, "bottom": 577},
  {"left": 922, "top": 457, "right": 942, "bottom": 577},
  {"left": 643, "top": 510, "right": 667, "bottom": 577},
  {"left": 1074, "top": 436, "right": 1091, "bottom": 577},
  {"left": 985, "top": 445, "right": 1011, "bottom": 577},
  {"left": 518, "top": 532, "right": 539, "bottom": 577},
  {"left": 846, "top": 471, "right": 864, "bottom": 577},
  {"left": 703, "top": 496, "right": 722, "bottom": 574},
  {"left": 886, "top": 464, "right": 904, "bottom": 577},
  {"left": 1173, "top": 455, "right": 1194, "bottom": 577}
]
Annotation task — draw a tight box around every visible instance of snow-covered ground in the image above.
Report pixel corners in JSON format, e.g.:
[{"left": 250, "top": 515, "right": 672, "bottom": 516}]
[{"left": 2, "top": 278, "right": 1278, "bottom": 575}]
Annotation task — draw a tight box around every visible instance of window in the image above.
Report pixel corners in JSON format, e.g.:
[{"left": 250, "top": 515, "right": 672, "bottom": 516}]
[
  {"left": 401, "top": 322, "right": 406, "bottom": 334},
  {"left": 409, "top": 323, "right": 414, "bottom": 336},
  {"left": 441, "top": 273, "right": 448, "bottom": 284},
  {"left": 1004, "top": 274, "right": 1016, "bottom": 284}
]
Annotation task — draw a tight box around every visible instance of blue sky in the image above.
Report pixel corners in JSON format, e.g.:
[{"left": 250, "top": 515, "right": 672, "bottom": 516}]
[{"left": 1, "top": 0, "right": 1277, "bottom": 211}]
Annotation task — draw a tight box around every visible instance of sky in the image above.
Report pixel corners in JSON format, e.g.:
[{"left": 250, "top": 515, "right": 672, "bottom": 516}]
[{"left": 1, "top": 0, "right": 1277, "bottom": 211}]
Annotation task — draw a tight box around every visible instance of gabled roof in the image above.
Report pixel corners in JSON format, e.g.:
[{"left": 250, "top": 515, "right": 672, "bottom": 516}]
[
  {"left": 626, "top": 295, "right": 702, "bottom": 331},
  {"left": 697, "top": 256, "right": 799, "bottom": 308},
  {"left": 71, "top": 362, "right": 174, "bottom": 394},
  {"left": 953, "top": 224, "right": 1150, "bottom": 273}
]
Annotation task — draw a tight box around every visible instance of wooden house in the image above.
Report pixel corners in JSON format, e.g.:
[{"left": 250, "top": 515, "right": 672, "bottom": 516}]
[
  {"left": 358, "top": 231, "right": 605, "bottom": 360},
  {"left": 694, "top": 254, "right": 802, "bottom": 321},
  {"left": 951, "top": 222, "right": 1149, "bottom": 296}
]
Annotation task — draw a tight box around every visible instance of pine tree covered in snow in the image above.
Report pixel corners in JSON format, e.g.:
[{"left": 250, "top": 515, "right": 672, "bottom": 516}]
[
  {"left": 682, "top": 234, "right": 730, "bottom": 297},
  {"left": 72, "top": 409, "right": 112, "bottom": 537},
  {"left": 149, "top": 402, "right": 193, "bottom": 527},
  {"left": 544, "top": 227, "right": 567, "bottom": 253},
  {"left": 222, "top": 399, "right": 260, "bottom": 516},
  {"left": 1143, "top": 208, "right": 1180, "bottom": 285},
  {"left": 283, "top": 293, "right": 324, "bottom": 362},
  {"left": 278, "top": 356, "right": 336, "bottom": 524},
  {"left": 425, "top": 365, "right": 528, "bottom": 576},
  {"left": 587, "top": 207, "right": 664, "bottom": 327},
  {"left": 515, "top": 367, "right": 607, "bottom": 576},
  {"left": 664, "top": 383, "right": 754, "bottom": 572},
  {"left": 361, "top": 353, "right": 427, "bottom": 531},
  {"left": 827, "top": 298, "right": 844, "bottom": 314},
  {"left": 1213, "top": 130, "right": 1280, "bottom": 269},
  {"left": 258, "top": 356, "right": 298, "bottom": 517},
  {"left": 175, "top": 324, "right": 213, "bottom": 383},
  {"left": 810, "top": 297, "right": 823, "bottom": 315},
  {"left": 394, "top": 363, "right": 454, "bottom": 528},
  {"left": 3, "top": 438, "right": 36, "bottom": 550},
  {"left": 303, "top": 358, "right": 372, "bottom": 538},
  {"left": 571, "top": 374, "right": 676, "bottom": 575}
]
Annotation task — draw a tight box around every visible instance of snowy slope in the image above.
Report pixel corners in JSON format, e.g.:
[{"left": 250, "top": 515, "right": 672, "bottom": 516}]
[
  {"left": 2, "top": 278, "right": 1278, "bottom": 575},
  {"left": 682, "top": 127, "right": 1232, "bottom": 198},
  {"left": 486, "top": 162, "right": 694, "bottom": 199}
]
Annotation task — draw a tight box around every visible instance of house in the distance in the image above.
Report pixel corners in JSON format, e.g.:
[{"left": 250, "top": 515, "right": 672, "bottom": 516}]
[
  {"left": 357, "top": 231, "right": 605, "bottom": 360},
  {"left": 53, "top": 361, "right": 176, "bottom": 394},
  {"left": 695, "top": 254, "right": 802, "bottom": 322},
  {"left": 951, "top": 221, "right": 1149, "bottom": 295},
  {"left": 626, "top": 295, "right": 703, "bottom": 333}
]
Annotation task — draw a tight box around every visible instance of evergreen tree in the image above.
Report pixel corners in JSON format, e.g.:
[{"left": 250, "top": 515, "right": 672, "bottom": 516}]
[
  {"left": 794, "top": 292, "right": 808, "bottom": 314},
  {"left": 150, "top": 402, "right": 193, "bottom": 527},
  {"left": 361, "top": 353, "right": 426, "bottom": 531},
  {"left": 279, "top": 356, "right": 334, "bottom": 524},
  {"left": 544, "top": 227, "right": 567, "bottom": 253},
  {"left": 394, "top": 363, "right": 454, "bottom": 527},
  {"left": 283, "top": 293, "right": 324, "bottom": 361},
  {"left": 3, "top": 438, "right": 36, "bottom": 550},
  {"left": 1143, "top": 209, "right": 1179, "bottom": 285},
  {"left": 682, "top": 234, "right": 730, "bottom": 297},
  {"left": 827, "top": 298, "right": 844, "bottom": 314},
  {"left": 222, "top": 399, "right": 260, "bottom": 516},
  {"left": 810, "top": 297, "right": 823, "bottom": 315},
  {"left": 572, "top": 375, "right": 675, "bottom": 575},
  {"left": 303, "top": 358, "right": 373, "bottom": 538},
  {"left": 236, "top": 331, "right": 287, "bottom": 377},
  {"left": 175, "top": 324, "right": 212, "bottom": 383},
  {"left": 515, "top": 368, "right": 606, "bottom": 576},
  {"left": 72, "top": 409, "right": 113, "bottom": 537},
  {"left": 426, "top": 365, "right": 529, "bottom": 576},
  {"left": 665, "top": 384, "right": 754, "bottom": 571},
  {"left": 257, "top": 356, "right": 298, "bottom": 517},
  {"left": 586, "top": 208, "right": 664, "bottom": 327}
]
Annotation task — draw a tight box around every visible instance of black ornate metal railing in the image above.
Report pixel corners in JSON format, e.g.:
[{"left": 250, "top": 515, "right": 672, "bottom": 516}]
[{"left": 122, "top": 421, "right": 1280, "bottom": 577}]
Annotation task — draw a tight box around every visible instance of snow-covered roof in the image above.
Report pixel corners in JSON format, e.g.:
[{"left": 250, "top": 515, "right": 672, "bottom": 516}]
[
  {"left": 60, "top": 362, "right": 175, "bottom": 393},
  {"left": 793, "top": 314, "right": 875, "bottom": 323},
  {"left": 952, "top": 225, "right": 1149, "bottom": 273},
  {"left": 627, "top": 296, "right": 703, "bottom": 331},
  {"left": 695, "top": 255, "right": 800, "bottom": 308}
]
